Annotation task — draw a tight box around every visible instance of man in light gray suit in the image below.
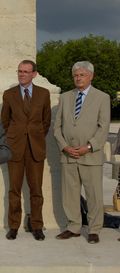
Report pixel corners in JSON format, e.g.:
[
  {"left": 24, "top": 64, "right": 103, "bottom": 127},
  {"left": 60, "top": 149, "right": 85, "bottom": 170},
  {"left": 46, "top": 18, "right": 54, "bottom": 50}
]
[{"left": 54, "top": 61, "right": 110, "bottom": 243}]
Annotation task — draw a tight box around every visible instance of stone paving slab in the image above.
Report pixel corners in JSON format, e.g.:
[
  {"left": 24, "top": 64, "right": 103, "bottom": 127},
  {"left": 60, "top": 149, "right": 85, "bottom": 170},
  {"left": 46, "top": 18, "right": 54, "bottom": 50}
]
[
  {"left": 0, "top": 123, "right": 119, "bottom": 273},
  {"left": 0, "top": 163, "right": 120, "bottom": 273},
  {"left": 0, "top": 228, "right": 120, "bottom": 273}
]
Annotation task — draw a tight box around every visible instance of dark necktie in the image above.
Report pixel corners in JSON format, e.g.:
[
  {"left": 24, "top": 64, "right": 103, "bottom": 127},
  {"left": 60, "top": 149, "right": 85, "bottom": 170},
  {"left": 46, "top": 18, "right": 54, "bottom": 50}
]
[
  {"left": 75, "top": 92, "right": 83, "bottom": 119},
  {"left": 24, "top": 88, "right": 31, "bottom": 115}
]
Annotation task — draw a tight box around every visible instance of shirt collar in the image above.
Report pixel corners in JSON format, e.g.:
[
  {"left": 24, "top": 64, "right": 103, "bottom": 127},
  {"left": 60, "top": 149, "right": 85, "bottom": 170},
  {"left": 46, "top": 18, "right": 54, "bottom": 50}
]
[{"left": 77, "top": 85, "right": 91, "bottom": 97}]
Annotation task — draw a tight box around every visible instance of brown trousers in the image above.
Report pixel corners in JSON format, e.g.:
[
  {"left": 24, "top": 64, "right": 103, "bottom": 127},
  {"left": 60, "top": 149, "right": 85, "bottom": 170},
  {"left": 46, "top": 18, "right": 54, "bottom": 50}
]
[{"left": 8, "top": 139, "right": 44, "bottom": 230}]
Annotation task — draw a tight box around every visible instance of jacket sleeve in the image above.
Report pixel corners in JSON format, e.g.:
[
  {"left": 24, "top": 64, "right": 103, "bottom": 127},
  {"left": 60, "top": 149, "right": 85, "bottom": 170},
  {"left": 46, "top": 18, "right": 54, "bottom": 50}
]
[
  {"left": 89, "top": 94, "right": 110, "bottom": 152},
  {"left": 43, "top": 91, "right": 51, "bottom": 136},
  {"left": 1, "top": 92, "right": 11, "bottom": 133},
  {"left": 0, "top": 122, "right": 12, "bottom": 164},
  {"left": 54, "top": 95, "right": 68, "bottom": 151}
]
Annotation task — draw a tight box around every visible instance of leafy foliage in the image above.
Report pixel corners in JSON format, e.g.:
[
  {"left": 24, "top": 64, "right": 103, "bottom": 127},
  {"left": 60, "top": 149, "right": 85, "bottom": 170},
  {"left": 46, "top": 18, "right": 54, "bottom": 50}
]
[{"left": 37, "top": 35, "right": 120, "bottom": 119}]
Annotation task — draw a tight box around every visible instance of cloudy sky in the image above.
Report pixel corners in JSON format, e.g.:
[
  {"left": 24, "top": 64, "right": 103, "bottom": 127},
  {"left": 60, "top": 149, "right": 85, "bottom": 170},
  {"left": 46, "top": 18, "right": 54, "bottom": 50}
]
[{"left": 36, "top": 0, "right": 120, "bottom": 49}]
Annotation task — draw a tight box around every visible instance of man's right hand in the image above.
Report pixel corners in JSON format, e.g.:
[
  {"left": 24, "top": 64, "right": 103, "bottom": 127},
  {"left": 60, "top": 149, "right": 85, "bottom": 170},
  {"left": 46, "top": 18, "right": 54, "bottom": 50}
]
[{"left": 63, "top": 146, "right": 80, "bottom": 158}]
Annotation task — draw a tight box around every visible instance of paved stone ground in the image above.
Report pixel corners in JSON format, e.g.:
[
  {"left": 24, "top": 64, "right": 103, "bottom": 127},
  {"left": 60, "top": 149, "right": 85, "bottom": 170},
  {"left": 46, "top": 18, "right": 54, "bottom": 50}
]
[
  {"left": 0, "top": 123, "right": 119, "bottom": 273},
  {"left": 0, "top": 161, "right": 119, "bottom": 273}
]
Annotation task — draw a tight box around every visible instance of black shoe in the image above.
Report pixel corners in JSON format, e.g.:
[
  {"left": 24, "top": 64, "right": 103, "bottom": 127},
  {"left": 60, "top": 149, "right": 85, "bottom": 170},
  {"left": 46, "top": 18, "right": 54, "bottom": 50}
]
[
  {"left": 56, "top": 230, "right": 80, "bottom": 239},
  {"left": 6, "top": 229, "right": 18, "bottom": 240},
  {"left": 88, "top": 234, "right": 99, "bottom": 244},
  {"left": 32, "top": 229, "right": 45, "bottom": 240}
]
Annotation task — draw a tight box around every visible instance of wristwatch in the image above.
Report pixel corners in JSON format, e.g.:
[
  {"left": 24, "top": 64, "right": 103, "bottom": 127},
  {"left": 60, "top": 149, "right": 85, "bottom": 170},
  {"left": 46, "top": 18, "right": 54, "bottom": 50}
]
[{"left": 87, "top": 143, "right": 92, "bottom": 151}]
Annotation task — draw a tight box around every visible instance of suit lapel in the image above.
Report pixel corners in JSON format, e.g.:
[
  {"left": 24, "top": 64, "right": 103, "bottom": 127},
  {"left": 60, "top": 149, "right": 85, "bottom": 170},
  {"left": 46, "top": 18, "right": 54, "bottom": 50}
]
[
  {"left": 30, "top": 84, "right": 37, "bottom": 106},
  {"left": 29, "top": 85, "right": 40, "bottom": 118},
  {"left": 12, "top": 85, "right": 40, "bottom": 118},
  {"left": 14, "top": 85, "right": 24, "bottom": 109},
  {"left": 69, "top": 89, "right": 77, "bottom": 121},
  {"left": 13, "top": 85, "right": 38, "bottom": 118}
]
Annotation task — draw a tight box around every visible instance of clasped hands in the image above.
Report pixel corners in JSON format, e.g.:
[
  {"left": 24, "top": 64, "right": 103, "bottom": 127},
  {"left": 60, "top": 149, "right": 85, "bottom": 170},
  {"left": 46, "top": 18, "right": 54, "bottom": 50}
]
[{"left": 63, "top": 145, "right": 89, "bottom": 158}]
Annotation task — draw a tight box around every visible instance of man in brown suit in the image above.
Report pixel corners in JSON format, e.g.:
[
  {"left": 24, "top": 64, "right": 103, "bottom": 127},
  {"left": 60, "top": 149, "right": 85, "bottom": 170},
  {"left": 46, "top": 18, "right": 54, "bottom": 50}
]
[{"left": 1, "top": 60, "right": 51, "bottom": 240}]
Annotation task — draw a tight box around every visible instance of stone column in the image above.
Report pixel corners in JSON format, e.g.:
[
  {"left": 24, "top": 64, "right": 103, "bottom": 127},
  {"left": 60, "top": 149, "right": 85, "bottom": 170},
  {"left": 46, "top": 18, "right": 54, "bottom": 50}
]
[
  {"left": 0, "top": 0, "right": 36, "bottom": 94},
  {"left": 0, "top": 0, "right": 65, "bottom": 230}
]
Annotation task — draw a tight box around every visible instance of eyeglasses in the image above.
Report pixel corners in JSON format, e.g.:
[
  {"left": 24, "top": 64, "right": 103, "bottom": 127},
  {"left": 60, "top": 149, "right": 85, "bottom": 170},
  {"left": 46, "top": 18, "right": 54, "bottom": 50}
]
[
  {"left": 73, "top": 73, "right": 90, "bottom": 78},
  {"left": 17, "top": 70, "right": 33, "bottom": 75}
]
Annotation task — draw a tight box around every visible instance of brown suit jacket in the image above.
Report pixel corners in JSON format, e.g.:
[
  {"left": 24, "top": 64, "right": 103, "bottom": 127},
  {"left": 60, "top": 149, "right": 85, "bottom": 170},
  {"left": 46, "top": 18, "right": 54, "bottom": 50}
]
[{"left": 1, "top": 84, "right": 51, "bottom": 161}]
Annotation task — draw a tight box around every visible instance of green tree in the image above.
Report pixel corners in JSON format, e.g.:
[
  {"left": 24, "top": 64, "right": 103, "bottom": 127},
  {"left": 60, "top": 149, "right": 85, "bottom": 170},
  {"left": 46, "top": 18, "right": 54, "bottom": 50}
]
[{"left": 37, "top": 35, "right": 120, "bottom": 118}]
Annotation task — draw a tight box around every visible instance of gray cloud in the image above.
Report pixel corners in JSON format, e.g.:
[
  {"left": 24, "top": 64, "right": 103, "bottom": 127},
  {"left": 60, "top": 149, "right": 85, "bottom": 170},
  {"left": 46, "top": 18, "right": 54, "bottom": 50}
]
[{"left": 36, "top": 0, "right": 120, "bottom": 48}]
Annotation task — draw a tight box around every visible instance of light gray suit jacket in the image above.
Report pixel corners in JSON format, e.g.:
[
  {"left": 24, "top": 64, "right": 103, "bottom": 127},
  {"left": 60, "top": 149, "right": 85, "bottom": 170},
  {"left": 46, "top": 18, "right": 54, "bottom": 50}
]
[{"left": 54, "top": 86, "right": 110, "bottom": 165}]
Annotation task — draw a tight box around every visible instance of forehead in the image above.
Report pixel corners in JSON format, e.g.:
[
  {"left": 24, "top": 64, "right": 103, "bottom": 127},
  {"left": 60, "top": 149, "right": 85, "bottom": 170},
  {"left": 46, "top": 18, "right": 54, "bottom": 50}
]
[{"left": 18, "top": 63, "right": 32, "bottom": 70}]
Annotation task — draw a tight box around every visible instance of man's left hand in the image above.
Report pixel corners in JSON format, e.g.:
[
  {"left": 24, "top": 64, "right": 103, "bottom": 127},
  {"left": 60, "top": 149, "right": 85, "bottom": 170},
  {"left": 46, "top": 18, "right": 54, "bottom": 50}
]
[{"left": 75, "top": 146, "right": 90, "bottom": 156}]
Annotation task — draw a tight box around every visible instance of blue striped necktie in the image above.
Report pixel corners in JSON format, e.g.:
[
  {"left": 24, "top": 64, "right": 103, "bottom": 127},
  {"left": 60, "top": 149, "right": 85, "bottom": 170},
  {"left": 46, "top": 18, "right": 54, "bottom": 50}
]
[{"left": 75, "top": 92, "right": 83, "bottom": 119}]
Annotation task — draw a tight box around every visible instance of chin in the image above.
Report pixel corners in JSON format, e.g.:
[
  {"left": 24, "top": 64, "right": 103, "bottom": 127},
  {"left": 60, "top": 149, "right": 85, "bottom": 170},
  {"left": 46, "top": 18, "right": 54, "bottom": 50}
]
[
  {"left": 20, "top": 81, "right": 27, "bottom": 86},
  {"left": 77, "top": 86, "right": 84, "bottom": 89}
]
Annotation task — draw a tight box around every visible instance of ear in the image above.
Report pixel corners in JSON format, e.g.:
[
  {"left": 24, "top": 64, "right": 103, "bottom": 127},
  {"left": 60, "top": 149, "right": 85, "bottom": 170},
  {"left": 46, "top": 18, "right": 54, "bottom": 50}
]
[
  {"left": 32, "top": 71, "right": 37, "bottom": 79},
  {"left": 90, "top": 72, "right": 94, "bottom": 81}
]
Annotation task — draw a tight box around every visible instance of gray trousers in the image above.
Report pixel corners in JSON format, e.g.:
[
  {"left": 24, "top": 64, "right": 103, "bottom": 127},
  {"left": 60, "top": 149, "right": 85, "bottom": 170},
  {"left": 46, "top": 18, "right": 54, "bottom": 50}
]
[{"left": 61, "top": 163, "right": 103, "bottom": 234}]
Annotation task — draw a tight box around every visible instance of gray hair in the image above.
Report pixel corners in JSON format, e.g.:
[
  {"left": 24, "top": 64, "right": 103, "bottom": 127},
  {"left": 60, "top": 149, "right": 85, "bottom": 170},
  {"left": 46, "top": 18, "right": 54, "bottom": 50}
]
[{"left": 72, "top": 61, "right": 94, "bottom": 75}]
